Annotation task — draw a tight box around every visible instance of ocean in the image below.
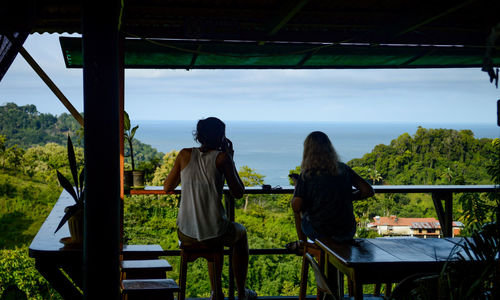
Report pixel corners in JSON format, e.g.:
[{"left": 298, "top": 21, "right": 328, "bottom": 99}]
[{"left": 135, "top": 121, "right": 499, "bottom": 187}]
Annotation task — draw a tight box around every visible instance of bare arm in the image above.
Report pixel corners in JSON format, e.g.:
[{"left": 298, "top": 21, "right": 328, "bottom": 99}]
[
  {"left": 290, "top": 177, "right": 307, "bottom": 241},
  {"left": 163, "top": 149, "right": 189, "bottom": 192},
  {"left": 217, "top": 152, "right": 244, "bottom": 198},
  {"left": 217, "top": 138, "right": 244, "bottom": 198},
  {"left": 351, "top": 170, "right": 374, "bottom": 200}
]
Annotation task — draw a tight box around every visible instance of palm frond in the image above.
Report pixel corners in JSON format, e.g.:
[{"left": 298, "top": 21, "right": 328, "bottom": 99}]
[
  {"left": 57, "top": 170, "right": 78, "bottom": 203},
  {"left": 67, "top": 135, "right": 79, "bottom": 195},
  {"left": 54, "top": 204, "right": 81, "bottom": 234}
]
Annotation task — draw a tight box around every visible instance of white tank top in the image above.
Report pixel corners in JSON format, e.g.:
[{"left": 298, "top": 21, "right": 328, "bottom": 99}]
[{"left": 177, "top": 148, "right": 228, "bottom": 241}]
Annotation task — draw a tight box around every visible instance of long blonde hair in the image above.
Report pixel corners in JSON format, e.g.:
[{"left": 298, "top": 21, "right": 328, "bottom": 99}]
[{"left": 301, "top": 131, "right": 339, "bottom": 179}]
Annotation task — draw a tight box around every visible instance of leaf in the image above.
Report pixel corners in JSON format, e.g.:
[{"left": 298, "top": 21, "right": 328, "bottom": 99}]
[
  {"left": 130, "top": 125, "right": 139, "bottom": 139},
  {"left": 79, "top": 168, "right": 85, "bottom": 196},
  {"left": 79, "top": 189, "right": 85, "bottom": 205},
  {"left": 124, "top": 111, "right": 131, "bottom": 131},
  {"left": 67, "top": 135, "right": 79, "bottom": 195},
  {"left": 54, "top": 204, "right": 81, "bottom": 234},
  {"left": 57, "top": 170, "right": 78, "bottom": 203}
]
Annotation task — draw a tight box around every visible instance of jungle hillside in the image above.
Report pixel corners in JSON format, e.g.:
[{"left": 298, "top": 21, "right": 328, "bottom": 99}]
[{"left": 0, "top": 103, "right": 498, "bottom": 299}]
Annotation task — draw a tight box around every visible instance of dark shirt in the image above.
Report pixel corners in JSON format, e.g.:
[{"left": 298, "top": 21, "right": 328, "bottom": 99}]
[{"left": 294, "top": 162, "right": 355, "bottom": 238}]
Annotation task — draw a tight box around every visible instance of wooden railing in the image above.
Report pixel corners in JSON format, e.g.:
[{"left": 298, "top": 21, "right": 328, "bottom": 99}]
[
  {"left": 130, "top": 184, "right": 498, "bottom": 299},
  {"left": 130, "top": 184, "right": 498, "bottom": 238}
]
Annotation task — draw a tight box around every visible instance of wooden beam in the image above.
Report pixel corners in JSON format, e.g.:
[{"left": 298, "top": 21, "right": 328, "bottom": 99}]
[
  {"left": 18, "top": 46, "right": 84, "bottom": 127},
  {"left": 119, "top": 33, "right": 125, "bottom": 252},
  {"left": 82, "top": 0, "right": 121, "bottom": 299},
  {"left": 267, "top": 0, "right": 309, "bottom": 37},
  {"left": 187, "top": 45, "right": 202, "bottom": 70},
  {"left": 258, "top": 0, "right": 309, "bottom": 45},
  {"left": 431, "top": 191, "right": 453, "bottom": 237},
  {"left": 295, "top": 48, "right": 320, "bottom": 68},
  {"left": 394, "top": 0, "right": 477, "bottom": 38}
]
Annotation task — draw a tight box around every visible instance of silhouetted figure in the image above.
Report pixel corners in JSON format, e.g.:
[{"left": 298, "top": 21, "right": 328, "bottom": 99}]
[
  {"left": 290, "top": 131, "right": 374, "bottom": 248},
  {"left": 163, "top": 117, "right": 256, "bottom": 300}
]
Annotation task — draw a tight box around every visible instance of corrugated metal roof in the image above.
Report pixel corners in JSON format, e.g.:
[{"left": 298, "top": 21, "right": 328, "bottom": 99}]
[
  {"left": 1, "top": 0, "right": 499, "bottom": 70},
  {"left": 2, "top": 1, "right": 500, "bottom": 47},
  {"left": 411, "top": 222, "right": 441, "bottom": 229}
]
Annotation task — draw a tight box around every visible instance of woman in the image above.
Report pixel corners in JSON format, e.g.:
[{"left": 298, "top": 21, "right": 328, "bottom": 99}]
[
  {"left": 163, "top": 117, "right": 256, "bottom": 300},
  {"left": 290, "top": 131, "right": 374, "bottom": 245}
]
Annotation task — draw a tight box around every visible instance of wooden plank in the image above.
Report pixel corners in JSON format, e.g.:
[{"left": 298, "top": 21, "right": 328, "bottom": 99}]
[
  {"left": 35, "top": 261, "right": 83, "bottom": 299},
  {"left": 402, "top": 238, "right": 463, "bottom": 261},
  {"left": 122, "top": 244, "right": 165, "bottom": 260},
  {"left": 18, "top": 46, "right": 83, "bottom": 127},
  {"left": 367, "top": 238, "right": 443, "bottom": 262},
  {"left": 121, "top": 259, "right": 172, "bottom": 271},
  {"left": 129, "top": 185, "right": 498, "bottom": 195},
  {"left": 316, "top": 238, "right": 401, "bottom": 266}
]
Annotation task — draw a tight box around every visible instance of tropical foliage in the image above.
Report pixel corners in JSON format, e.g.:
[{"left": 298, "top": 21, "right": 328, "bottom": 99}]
[{"left": 0, "top": 103, "right": 498, "bottom": 298}]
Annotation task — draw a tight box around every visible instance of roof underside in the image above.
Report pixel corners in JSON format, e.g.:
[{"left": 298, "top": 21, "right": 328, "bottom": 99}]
[
  {"left": 2, "top": 0, "right": 500, "bottom": 69},
  {"left": 60, "top": 37, "right": 500, "bottom": 69}
]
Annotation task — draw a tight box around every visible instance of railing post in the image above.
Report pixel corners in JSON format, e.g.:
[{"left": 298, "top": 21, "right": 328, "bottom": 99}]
[
  {"left": 225, "top": 194, "right": 236, "bottom": 300},
  {"left": 431, "top": 191, "right": 453, "bottom": 237}
]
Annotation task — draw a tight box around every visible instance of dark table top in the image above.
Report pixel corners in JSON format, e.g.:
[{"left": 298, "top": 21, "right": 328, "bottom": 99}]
[
  {"left": 29, "top": 191, "right": 82, "bottom": 261},
  {"left": 316, "top": 237, "right": 466, "bottom": 282}
]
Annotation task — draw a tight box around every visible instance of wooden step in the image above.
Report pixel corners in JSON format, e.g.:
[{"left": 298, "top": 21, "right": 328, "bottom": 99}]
[
  {"left": 121, "top": 259, "right": 172, "bottom": 279},
  {"left": 121, "top": 278, "right": 179, "bottom": 300},
  {"left": 122, "top": 244, "right": 164, "bottom": 260}
]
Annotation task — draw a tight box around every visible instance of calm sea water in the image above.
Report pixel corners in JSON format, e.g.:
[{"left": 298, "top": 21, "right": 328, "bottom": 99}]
[{"left": 135, "top": 121, "right": 499, "bottom": 187}]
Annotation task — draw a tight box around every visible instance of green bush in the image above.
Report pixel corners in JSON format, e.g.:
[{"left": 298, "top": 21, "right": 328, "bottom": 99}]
[{"left": 0, "top": 248, "right": 61, "bottom": 299}]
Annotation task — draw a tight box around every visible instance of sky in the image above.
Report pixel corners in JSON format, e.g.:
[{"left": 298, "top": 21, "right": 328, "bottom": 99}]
[{"left": 0, "top": 33, "right": 499, "bottom": 124}]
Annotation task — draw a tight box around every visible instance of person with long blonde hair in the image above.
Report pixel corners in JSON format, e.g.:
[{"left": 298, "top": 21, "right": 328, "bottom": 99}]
[{"left": 289, "top": 131, "right": 374, "bottom": 247}]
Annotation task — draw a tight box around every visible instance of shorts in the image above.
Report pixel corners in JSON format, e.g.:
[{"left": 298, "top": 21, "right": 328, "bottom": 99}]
[{"left": 178, "top": 222, "right": 247, "bottom": 248}]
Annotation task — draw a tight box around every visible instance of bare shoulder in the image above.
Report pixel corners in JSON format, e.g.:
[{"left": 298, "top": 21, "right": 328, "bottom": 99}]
[
  {"left": 179, "top": 148, "right": 192, "bottom": 156},
  {"left": 216, "top": 151, "right": 231, "bottom": 164},
  {"left": 178, "top": 148, "right": 193, "bottom": 168},
  {"left": 215, "top": 151, "right": 233, "bottom": 173}
]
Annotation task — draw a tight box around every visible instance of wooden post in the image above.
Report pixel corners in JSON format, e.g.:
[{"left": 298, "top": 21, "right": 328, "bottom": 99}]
[
  {"left": 431, "top": 191, "right": 453, "bottom": 237},
  {"left": 82, "top": 1, "right": 121, "bottom": 299},
  {"left": 225, "top": 194, "right": 235, "bottom": 300},
  {"left": 119, "top": 33, "right": 125, "bottom": 254}
]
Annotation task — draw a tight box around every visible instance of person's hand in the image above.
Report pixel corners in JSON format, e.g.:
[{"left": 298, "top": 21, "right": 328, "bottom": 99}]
[{"left": 224, "top": 138, "right": 234, "bottom": 157}]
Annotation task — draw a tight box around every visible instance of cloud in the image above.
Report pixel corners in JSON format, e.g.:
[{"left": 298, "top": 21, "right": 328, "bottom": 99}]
[{"left": 1, "top": 33, "right": 498, "bottom": 124}]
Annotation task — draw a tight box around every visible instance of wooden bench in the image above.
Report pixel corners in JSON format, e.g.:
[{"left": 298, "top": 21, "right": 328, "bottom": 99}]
[
  {"left": 121, "top": 278, "right": 180, "bottom": 300},
  {"left": 122, "top": 244, "right": 165, "bottom": 260},
  {"left": 121, "top": 259, "right": 172, "bottom": 279}
]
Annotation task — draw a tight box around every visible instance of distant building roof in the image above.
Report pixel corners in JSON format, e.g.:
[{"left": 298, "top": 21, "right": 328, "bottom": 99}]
[{"left": 369, "top": 216, "right": 462, "bottom": 229}]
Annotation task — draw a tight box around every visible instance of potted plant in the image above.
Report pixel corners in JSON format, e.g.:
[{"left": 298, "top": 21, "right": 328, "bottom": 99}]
[
  {"left": 54, "top": 135, "right": 84, "bottom": 245},
  {"left": 124, "top": 111, "right": 145, "bottom": 188}
]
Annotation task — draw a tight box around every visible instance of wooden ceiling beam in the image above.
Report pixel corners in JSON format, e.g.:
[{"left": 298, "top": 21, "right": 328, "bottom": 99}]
[
  {"left": 187, "top": 45, "right": 202, "bottom": 70},
  {"left": 394, "top": 0, "right": 477, "bottom": 38},
  {"left": 265, "top": 0, "right": 310, "bottom": 37},
  {"left": 258, "top": 0, "right": 310, "bottom": 45}
]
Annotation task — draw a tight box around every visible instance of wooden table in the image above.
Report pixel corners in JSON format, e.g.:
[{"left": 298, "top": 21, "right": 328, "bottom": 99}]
[
  {"left": 29, "top": 191, "right": 84, "bottom": 299},
  {"left": 315, "top": 237, "right": 465, "bottom": 300}
]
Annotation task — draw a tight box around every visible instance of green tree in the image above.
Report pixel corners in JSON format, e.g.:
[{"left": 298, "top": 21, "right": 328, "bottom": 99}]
[
  {"left": 367, "top": 168, "right": 383, "bottom": 185},
  {"left": 0, "top": 134, "right": 6, "bottom": 168},
  {"left": 151, "top": 150, "right": 179, "bottom": 186},
  {"left": 238, "top": 166, "right": 265, "bottom": 210}
]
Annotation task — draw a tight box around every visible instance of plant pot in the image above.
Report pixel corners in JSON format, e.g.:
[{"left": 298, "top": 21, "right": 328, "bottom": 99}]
[
  {"left": 124, "top": 170, "right": 133, "bottom": 190},
  {"left": 132, "top": 170, "right": 145, "bottom": 188},
  {"left": 67, "top": 208, "right": 84, "bottom": 244}
]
